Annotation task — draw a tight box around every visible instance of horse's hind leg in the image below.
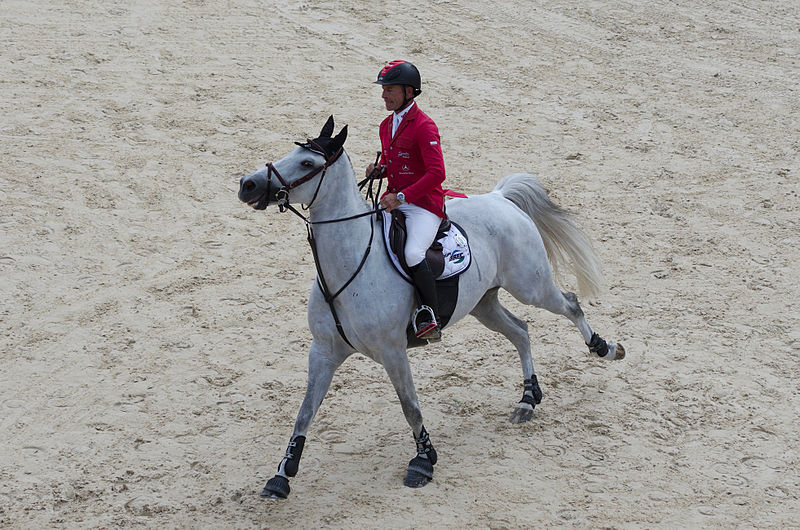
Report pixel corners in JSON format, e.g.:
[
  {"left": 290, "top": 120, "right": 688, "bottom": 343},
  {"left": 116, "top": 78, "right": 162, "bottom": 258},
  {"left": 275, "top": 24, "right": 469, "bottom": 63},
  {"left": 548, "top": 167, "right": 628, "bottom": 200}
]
[
  {"left": 512, "top": 279, "right": 625, "bottom": 361},
  {"left": 471, "top": 288, "right": 543, "bottom": 424},
  {"left": 557, "top": 290, "right": 625, "bottom": 360}
]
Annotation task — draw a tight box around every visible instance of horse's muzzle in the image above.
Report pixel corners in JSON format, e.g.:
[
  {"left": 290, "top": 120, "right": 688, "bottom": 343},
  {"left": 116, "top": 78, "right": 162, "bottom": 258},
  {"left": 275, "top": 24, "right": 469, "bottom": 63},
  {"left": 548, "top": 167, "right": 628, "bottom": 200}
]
[{"left": 238, "top": 175, "right": 270, "bottom": 210}]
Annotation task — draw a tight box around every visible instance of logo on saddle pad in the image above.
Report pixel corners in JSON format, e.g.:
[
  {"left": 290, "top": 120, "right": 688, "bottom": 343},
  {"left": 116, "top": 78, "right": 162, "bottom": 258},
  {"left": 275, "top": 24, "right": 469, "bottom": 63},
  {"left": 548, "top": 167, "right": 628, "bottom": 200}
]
[{"left": 448, "top": 250, "right": 465, "bottom": 264}]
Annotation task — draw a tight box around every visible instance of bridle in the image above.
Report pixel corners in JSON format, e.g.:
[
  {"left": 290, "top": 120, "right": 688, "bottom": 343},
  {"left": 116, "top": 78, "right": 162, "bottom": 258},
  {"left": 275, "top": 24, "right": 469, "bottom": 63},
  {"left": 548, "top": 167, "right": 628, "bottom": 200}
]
[
  {"left": 257, "top": 139, "right": 344, "bottom": 212},
  {"left": 261, "top": 146, "right": 385, "bottom": 349}
]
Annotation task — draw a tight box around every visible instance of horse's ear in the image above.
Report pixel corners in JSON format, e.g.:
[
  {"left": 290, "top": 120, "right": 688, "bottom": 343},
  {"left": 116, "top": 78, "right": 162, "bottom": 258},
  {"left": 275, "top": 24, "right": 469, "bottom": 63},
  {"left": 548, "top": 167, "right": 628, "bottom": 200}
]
[
  {"left": 319, "top": 115, "right": 335, "bottom": 138},
  {"left": 331, "top": 125, "right": 348, "bottom": 151}
]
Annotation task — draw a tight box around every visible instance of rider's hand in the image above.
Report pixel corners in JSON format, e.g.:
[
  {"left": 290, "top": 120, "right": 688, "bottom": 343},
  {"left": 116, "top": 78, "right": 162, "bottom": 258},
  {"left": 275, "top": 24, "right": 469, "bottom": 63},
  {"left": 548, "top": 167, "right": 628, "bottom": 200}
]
[
  {"left": 365, "top": 163, "right": 376, "bottom": 178},
  {"left": 380, "top": 193, "right": 402, "bottom": 212}
]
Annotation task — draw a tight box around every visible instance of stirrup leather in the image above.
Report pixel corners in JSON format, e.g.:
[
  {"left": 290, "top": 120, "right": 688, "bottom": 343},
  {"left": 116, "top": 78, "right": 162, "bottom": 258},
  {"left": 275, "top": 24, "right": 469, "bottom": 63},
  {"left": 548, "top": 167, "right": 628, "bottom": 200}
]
[{"left": 413, "top": 305, "right": 441, "bottom": 341}]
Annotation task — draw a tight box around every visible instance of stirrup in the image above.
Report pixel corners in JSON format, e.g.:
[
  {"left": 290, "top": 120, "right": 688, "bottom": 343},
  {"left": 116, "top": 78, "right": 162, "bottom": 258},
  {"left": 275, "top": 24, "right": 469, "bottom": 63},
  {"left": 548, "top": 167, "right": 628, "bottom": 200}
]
[{"left": 413, "top": 305, "right": 441, "bottom": 342}]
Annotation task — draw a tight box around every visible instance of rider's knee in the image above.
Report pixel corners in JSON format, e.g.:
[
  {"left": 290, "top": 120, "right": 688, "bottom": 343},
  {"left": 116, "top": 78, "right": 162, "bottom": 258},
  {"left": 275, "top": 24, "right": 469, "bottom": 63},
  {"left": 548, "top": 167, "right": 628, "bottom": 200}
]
[{"left": 405, "top": 247, "right": 426, "bottom": 267}]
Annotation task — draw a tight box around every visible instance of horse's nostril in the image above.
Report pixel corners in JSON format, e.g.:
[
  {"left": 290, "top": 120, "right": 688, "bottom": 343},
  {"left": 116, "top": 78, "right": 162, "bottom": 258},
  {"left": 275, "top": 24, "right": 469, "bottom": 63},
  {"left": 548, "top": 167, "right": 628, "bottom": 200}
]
[{"left": 243, "top": 180, "right": 256, "bottom": 192}]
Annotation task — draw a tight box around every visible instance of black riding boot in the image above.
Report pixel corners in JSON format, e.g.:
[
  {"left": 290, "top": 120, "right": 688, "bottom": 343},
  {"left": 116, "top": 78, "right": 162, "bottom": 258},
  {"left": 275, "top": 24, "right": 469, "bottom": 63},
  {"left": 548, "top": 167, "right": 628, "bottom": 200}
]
[{"left": 410, "top": 259, "right": 441, "bottom": 341}]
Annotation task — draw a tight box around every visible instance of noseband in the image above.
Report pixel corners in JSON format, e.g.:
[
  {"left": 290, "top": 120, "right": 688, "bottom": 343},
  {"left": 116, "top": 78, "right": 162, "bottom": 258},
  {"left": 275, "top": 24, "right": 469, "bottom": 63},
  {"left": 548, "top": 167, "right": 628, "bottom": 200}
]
[{"left": 261, "top": 140, "right": 344, "bottom": 212}]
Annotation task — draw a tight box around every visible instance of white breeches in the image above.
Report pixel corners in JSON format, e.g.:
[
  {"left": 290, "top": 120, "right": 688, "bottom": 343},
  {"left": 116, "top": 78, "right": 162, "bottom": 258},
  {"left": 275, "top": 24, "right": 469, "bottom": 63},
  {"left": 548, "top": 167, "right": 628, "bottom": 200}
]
[{"left": 397, "top": 202, "right": 441, "bottom": 267}]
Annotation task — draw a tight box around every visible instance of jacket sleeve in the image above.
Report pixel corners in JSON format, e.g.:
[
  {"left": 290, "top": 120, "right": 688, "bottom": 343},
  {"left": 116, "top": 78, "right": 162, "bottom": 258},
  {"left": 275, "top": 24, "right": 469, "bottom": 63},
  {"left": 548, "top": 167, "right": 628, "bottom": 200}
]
[{"left": 401, "top": 119, "right": 445, "bottom": 204}]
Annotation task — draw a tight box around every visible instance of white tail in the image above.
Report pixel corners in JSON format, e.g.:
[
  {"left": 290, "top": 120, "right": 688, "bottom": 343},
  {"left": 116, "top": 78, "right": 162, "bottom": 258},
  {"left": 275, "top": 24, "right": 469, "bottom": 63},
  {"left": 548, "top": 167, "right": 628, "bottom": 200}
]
[{"left": 494, "top": 173, "right": 605, "bottom": 299}]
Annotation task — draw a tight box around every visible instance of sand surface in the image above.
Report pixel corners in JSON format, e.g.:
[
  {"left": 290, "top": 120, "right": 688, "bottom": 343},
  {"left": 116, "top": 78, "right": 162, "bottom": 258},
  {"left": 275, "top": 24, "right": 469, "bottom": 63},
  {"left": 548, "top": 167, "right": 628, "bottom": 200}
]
[{"left": 2, "top": 0, "right": 799, "bottom": 526}]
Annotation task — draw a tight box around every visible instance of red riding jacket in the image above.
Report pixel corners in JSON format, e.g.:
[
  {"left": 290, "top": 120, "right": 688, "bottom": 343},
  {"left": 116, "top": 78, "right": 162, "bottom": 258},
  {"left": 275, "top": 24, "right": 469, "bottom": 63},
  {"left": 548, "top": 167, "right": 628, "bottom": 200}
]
[{"left": 378, "top": 103, "right": 447, "bottom": 218}]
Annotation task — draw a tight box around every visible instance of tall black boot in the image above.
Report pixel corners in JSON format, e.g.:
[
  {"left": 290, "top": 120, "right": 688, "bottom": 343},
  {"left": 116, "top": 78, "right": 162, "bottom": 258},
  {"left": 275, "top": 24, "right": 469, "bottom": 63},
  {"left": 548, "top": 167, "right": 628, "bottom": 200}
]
[{"left": 410, "top": 259, "right": 441, "bottom": 341}]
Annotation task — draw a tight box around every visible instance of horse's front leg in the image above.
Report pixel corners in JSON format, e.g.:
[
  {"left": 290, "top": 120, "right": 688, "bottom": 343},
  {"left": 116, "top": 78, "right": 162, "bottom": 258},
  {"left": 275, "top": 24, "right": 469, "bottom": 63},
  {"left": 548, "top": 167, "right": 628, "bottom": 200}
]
[
  {"left": 261, "top": 341, "right": 347, "bottom": 498},
  {"left": 382, "top": 350, "right": 438, "bottom": 488}
]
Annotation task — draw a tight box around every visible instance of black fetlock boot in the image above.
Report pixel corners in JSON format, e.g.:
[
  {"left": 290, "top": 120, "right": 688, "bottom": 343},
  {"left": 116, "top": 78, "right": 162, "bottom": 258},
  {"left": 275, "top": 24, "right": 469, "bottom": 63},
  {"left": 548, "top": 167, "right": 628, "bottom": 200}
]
[{"left": 410, "top": 259, "right": 441, "bottom": 341}]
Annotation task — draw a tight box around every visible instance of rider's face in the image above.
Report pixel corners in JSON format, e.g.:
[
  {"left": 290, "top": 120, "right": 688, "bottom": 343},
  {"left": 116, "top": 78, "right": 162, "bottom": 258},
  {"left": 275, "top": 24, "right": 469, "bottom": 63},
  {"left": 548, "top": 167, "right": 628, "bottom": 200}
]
[{"left": 382, "top": 84, "right": 411, "bottom": 112}]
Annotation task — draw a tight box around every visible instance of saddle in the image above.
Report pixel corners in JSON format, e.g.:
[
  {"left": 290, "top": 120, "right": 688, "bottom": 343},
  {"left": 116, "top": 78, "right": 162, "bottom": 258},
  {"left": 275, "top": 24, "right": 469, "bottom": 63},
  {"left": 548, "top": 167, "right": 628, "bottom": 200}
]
[
  {"left": 382, "top": 210, "right": 471, "bottom": 281},
  {"left": 388, "top": 210, "right": 448, "bottom": 278}
]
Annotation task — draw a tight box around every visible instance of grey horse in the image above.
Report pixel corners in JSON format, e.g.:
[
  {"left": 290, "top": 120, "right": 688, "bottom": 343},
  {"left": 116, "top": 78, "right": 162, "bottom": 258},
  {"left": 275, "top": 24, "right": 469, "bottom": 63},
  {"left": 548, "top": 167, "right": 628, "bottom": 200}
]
[{"left": 237, "top": 116, "right": 624, "bottom": 498}]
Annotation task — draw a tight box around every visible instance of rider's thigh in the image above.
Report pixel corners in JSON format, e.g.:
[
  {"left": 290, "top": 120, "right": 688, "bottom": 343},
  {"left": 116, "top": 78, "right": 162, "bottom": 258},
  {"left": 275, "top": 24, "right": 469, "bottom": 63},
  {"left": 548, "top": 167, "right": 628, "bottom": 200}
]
[{"left": 397, "top": 203, "right": 440, "bottom": 267}]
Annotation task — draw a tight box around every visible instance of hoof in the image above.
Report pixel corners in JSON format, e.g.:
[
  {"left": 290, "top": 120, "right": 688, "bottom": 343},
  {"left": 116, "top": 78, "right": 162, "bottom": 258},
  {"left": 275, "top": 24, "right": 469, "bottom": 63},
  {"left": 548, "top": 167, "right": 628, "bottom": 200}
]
[
  {"left": 261, "top": 475, "right": 290, "bottom": 498},
  {"left": 404, "top": 456, "right": 433, "bottom": 488},
  {"left": 404, "top": 469, "right": 431, "bottom": 488},
  {"left": 615, "top": 342, "right": 626, "bottom": 360},
  {"left": 509, "top": 402, "right": 534, "bottom": 424}
]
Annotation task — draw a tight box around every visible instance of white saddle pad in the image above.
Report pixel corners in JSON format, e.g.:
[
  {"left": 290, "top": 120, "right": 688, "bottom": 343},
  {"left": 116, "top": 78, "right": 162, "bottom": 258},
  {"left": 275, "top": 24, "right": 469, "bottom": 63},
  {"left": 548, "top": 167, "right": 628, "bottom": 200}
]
[{"left": 381, "top": 211, "right": 471, "bottom": 281}]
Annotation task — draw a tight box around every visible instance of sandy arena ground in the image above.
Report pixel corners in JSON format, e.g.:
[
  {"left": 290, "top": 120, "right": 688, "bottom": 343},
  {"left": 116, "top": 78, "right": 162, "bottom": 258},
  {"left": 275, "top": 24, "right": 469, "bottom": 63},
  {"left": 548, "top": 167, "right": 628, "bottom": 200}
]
[{"left": 2, "top": 0, "right": 799, "bottom": 526}]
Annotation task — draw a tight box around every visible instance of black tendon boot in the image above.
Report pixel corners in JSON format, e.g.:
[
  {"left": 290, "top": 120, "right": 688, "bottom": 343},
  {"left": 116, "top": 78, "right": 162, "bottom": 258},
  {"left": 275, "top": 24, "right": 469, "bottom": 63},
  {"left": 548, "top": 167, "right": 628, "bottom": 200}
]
[{"left": 410, "top": 259, "right": 441, "bottom": 341}]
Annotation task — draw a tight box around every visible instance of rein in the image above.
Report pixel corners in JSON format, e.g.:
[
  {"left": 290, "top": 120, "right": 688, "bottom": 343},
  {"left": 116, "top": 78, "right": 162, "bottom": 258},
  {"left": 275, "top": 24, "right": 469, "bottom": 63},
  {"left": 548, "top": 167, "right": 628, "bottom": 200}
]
[{"left": 271, "top": 150, "right": 385, "bottom": 349}]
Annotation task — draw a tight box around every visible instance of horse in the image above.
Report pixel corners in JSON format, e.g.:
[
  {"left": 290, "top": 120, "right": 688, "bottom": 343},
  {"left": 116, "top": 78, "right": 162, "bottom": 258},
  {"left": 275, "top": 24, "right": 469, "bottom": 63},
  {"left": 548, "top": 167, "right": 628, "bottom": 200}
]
[{"left": 237, "top": 116, "right": 625, "bottom": 498}]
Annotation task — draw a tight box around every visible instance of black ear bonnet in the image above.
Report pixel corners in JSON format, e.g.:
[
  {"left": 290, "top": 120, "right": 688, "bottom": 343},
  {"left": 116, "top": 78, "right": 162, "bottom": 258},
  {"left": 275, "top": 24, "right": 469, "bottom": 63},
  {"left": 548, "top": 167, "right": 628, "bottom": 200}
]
[{"left": 295, "top": 115, "right": 348, "bottom": 159}]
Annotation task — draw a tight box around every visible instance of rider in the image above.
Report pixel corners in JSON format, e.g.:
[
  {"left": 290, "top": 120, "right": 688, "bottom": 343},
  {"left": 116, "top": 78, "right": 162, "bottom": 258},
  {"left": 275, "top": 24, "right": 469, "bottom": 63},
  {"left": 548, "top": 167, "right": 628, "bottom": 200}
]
[{"left": 366, "top": 60, "right": 447, "bottom": 341}]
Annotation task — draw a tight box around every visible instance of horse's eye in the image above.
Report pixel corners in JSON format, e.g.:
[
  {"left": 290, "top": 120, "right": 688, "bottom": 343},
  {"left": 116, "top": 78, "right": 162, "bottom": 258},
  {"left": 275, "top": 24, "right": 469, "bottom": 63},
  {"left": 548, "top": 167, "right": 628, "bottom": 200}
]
[{"left": 301, "top": 160, "right": 314, "bottom": 168}]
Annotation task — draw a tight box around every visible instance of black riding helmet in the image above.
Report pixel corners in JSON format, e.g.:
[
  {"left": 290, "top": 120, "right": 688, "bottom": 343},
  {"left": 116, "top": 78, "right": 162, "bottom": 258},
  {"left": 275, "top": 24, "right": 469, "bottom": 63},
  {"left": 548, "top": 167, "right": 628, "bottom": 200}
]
[{"left": 374, "top": 60, "right": 422, "bottom": 97}]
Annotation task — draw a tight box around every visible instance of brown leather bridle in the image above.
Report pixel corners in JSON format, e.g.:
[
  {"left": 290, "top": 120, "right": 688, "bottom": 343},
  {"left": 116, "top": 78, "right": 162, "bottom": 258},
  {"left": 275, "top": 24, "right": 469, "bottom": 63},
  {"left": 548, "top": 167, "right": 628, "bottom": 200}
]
[{"left": 261, "top": 140, "right": 344, "bottom": 212}]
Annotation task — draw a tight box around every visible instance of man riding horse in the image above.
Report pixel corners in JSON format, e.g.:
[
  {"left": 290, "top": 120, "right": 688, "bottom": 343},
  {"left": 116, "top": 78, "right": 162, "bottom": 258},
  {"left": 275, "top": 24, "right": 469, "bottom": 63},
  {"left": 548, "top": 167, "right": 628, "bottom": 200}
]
[
  {"left": 237, "top": 67, "right": 625, "bottom": 499},
  {"left": 367, "top": 60, "right": 446, "bottom": 341}
]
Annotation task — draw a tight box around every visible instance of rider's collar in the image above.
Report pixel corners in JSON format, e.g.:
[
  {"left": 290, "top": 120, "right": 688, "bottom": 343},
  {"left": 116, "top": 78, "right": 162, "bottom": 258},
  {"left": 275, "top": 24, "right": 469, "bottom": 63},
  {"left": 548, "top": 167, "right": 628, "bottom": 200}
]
[{"left": 393, "top": 100, "right": 415, "bottom": 118}]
